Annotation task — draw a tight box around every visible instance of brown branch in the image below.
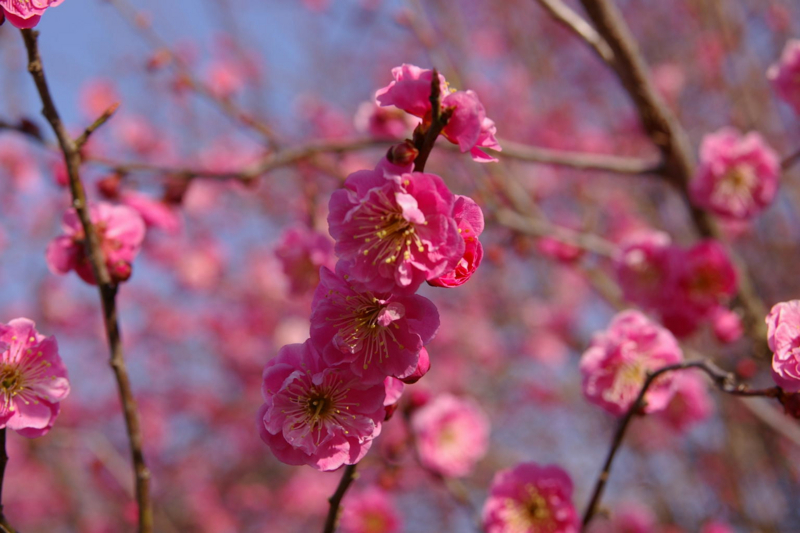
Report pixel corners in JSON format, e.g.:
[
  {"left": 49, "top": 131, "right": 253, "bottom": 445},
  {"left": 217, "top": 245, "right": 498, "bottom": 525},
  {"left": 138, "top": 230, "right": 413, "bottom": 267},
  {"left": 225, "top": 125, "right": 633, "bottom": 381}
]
[
  {"left": 581, "top": 359, "right": 785, "bottom": 528},
  {"left": 0, "top": 430, "right": 15, "bottom": 533},
  {"left": 533, "top": 0, "right": 615, "bottom": 65},
  {"left": 322, "top": 464, "right": 358, "bottom": 533},
  {"left": 564, "top": 0, "right": 768, "bottom": 352},
  {"left": 782, "top": 146, "right": 800, "bottom": 172},
  {"left": 20, "top": 28, "right": 153, "bottom": 533},
  {"left": 0, "top": 117, "right": 45, "bottom": 144},
  {"left": 413, "top": 69, "right": 453, "bottom": 173},
  {"left": 75, "top": 102, "right": 120, "bottom": 150},
  {"left": 497, "top": 138, "right": 661, "bottom": 175}
]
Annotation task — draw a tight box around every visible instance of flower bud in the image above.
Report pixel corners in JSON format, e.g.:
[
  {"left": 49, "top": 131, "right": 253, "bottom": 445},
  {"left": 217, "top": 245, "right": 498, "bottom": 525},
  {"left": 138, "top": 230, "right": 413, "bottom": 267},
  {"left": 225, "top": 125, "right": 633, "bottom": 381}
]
[{"left": 386, "top": 140, "right": 418, "bottom": 166}]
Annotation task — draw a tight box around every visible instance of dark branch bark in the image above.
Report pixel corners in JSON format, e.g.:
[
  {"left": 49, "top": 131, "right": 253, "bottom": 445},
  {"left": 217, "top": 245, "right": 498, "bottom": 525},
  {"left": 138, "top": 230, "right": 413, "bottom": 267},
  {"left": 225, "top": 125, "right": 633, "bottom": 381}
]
[{"left": 322, "top": 464, "right": 358, "bottom": 533}]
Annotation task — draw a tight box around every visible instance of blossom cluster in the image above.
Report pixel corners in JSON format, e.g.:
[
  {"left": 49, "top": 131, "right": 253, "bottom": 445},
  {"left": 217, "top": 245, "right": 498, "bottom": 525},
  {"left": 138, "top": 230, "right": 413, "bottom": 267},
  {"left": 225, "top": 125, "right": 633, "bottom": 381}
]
[
  {"left": 0, "top": 0, "right": 64, "bottom": 29},
  {"left": 614, "top": 231, "right": 739, "bottom": 338},
  {"left": 258, "top": 65, "right": 490, "bottom": 471}
]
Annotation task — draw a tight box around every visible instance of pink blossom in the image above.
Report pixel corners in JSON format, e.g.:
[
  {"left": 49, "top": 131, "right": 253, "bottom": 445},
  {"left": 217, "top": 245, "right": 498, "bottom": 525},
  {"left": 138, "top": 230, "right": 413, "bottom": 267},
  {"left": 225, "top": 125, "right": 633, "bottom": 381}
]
[
  {"left": 0, "top": 0, "right": 64, "bottom": 29},
  {"left": 586, "top": 502, "right": 655, "bottom": 533},
  {"left": 399, "top": 346, "right": 430, "bottom": 384},
  {"left": 258, "top": 341, "right": 385, "bottom": 471},
  {"left": 536, "top": 237, "right": 584, "bottom": 264},
  {"left": 340, "top": 487, "right": 402, "bottom": 533},
  {"left": 310, "top": 265, "right": 439, "bottom": 384},
  {"left": 441, "top": 90, "right": 502, "bottom": 163},
  {"left": 482, "top": 462, "right": 579, "bottom": 533},
  {"left": 274, "top": 226, "right": 335, "bottom": 296},
  {"left": 383, "top": 377, "right": 404, "bottom": 420},
  {"left": 354, "top": 101, "right": 418, "bottom": 140},
  {"left": 710, "top": 306, "right": 743, "bottom": 344},
  {"left": 46, "top": 203, "right": 146, "bottom": 285},
  {"left": 121, "top": 192, "right": 182, "bottom": 234},
  {"left": 327, "top": 162, "right": 464, "bottom": 294},
  {"left": 614, "top": 230, "right": 674, "bottom": 310},
  {"left": 766, "top": 300, "right": 800, "bottom": 392},
  {"left": 429, "top": 195, "right": 485, "bottom": 287},
  {"left": 768, "top": 39, "right": 800, "bottom": 115},
  {"left": 700, "top": 521, "right": 735, "bottom": 533},
  {"left": 580, "top": 310, "right": 683, "bottom": 416},
  {"left": 375, "top": 64, "right": 448, "bottom": 119},
  {"left": 657, "top": 370, "right": 713, "bottom": 433},
  {"left": 0, "top": 318, "right": 70, "bottom": 438},
  {"left": 79, "top": 79, "right": 120, "bottom": 119},
  {"left": 411, "top": 393, "right": 489, "bottom": 477},
  {"left": 690, "top": 127, "right": 780, "bottom": 219}
]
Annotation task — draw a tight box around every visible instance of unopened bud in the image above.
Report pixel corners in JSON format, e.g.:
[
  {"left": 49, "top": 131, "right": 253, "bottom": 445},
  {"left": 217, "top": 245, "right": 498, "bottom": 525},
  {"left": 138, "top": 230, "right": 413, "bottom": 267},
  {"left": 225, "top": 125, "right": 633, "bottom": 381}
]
[
  {"left": 386, "top": 140, "right": 419, "bottom": 166},
  {"left": 97, "top": 174, "right": 123, "bottom": 200},
  {"left": 110, "top": 260, "right": 133, "bottom": 283}
]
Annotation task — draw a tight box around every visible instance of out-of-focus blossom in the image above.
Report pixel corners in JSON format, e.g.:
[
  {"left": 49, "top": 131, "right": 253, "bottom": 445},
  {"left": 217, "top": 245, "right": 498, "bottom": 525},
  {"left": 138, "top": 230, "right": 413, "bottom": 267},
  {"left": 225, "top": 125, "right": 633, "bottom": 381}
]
[
  {"left": 766, "top": 300, "right": 800, "bottom": 392},
  {"left": 340, "top": 487, "right": 402, "bottom": 533},
  {"left": 429, "top": 195, "right": 484, "bottom": 287},
  {"left": 700, "top": 521, "right": 735, "bottom": 533},
  {"left": 206, "top": 60, "right": 247, "bottom": 99},
  {"left": 586, "top": 502, "right": 655, "bottom": 533},
  {"left": 614, "top": 230, "right": 674, "bottom": 310},
  {"left": 411, "top": 393, "right": 489, "bottom": 477},
  {"left": 580, "top": 310, "right": 683, "bottom": 416},
  {"left": 0, "top": 133, "right": 40, "bottom": 192},
  {"left": 482, "top": 462, "right": 579, "bottom": 533},
  {"left": 121, "top": 191, "right": 182, "bottom": 234},
  {"left": 79, "top": 79, "right": 120, "bottom": 119},
  {"left": 310, "top": 264, "right": 439, "bottom": 384},
  {"left": 536, "top": 237, "right": 584, "bottom": 264},
  {"left": 328, "top": 162, "right": 463, "bottom": 294},
  {"left": 710, "top": 306, "right": 743, "bottom": 344},
  {"left": 274, "top": 226, "right": 335, "bottom": 296},
  {"left": 768, "top": 39, "right": 800, "bottom": 115},
  {"left": 46, "top": 203, "right": 146, "bottom": 285},
  {"left": 657, "top": 370, "right": 714, "bottom": 433},
  {"left": 690, "top": 128, "right": 780, "bottom": 219},
  {"left": 0, "top": 0, "right": 64, "bottom": 29},
  {"left": 0, "top": 318, "right": 69, "bottom": 438},
  {"left": 258, "top": 341, "right": 385, "bottom": 471},
  {"left": 383, "top": 377, "right": 404, "bottom": 421},
  {"left": 354, "top": 101, "right": 418, "bottom": 140}
]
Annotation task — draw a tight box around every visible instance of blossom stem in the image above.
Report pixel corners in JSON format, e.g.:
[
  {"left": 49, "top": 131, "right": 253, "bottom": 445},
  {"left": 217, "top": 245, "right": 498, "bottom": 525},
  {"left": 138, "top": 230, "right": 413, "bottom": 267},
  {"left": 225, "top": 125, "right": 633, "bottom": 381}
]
[
  {"left": 582, "top": 360, "right": 785, "bottom": 528},
  {"left": 0, "top": 429, "right": 14, "bottom": 533},
  {"left": 20, "top": 29, "right": 153, "bottom": 533},
  {"left": 413, "top": 69, "right": 453, "bottom": 173},
  {"left": 322, "top": 464, "right": 358, "bottom": 533}
]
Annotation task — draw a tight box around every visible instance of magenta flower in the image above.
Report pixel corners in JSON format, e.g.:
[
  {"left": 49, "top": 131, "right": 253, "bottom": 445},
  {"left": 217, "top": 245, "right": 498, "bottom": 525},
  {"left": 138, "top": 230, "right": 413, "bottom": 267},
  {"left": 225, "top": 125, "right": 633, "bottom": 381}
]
[
  {"left": 46, "top": 203, "right": 146, "bottom": 285},
  {"left": 580, "top": 310, "right": 683, "bottom": 416},
  {"left": 375, "top": 64, "right": 448, "bottom": 119},
  {"left": 482, "top": 462, "right": 579, "bottom": 533},
  {"left": 614, "top": 231, "right": 674, "bottom": 311},
  {"left": 0, "top": 318, "right": 70, "bottom": 438},
  {"left": 400, "top": 346, "right": 430, "bottom": 384},
  {"left": 258, "top": 341, "right": 386, "bottom": 471},
  {"left": 376, "top": 64, "right": 501, "bottom": 162},
  {"left": 275, "top": 226, "right": 335, "bottom": 295},
  {"left": 354, "top": 101, "right": 418, "bottom": 140},
  {"left": 310, "top": 265, "right": 440, "bottom": 384},
  {"left": 0, "top": 0, "right": 65, "bottom": 29},
  {"left": 768, "top": 39, "right": 800, "bottom": 115},
  {"left": 411, "top": 393, "right": 490, "bottom": 477},
  {"left": 429, "top": 195, "right": 485, "bottom": 288},
  {"left": 690, "top": 127, "right": 780, "bottom": 219},
  {"left": 766, "top": 300, "right": 800, "bottom": 392},
  {"left": 340, "top": 487, "right": 403, "bottom": 533},
  {"left": 328, "top": 163, "right": 464, "bottom": 294},
  {"left": 121, "top": 192, "right": 181, "bottom": 235}
]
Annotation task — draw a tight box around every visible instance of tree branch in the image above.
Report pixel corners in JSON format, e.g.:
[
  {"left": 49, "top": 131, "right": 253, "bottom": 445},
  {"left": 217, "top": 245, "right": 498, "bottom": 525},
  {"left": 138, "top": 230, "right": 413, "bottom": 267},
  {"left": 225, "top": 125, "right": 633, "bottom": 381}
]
[
  {"left": 582, "top": 359, "right": 786, "bottom": 528},
  {"left": 20, "top": 28, "right": 153, "bottom": 533},
  {"left": 0, "top": 430, "right": 15, "bottom": 533},
  {"left": 533, "top": 0, "right": 615, "bottom": 65},
  {"left": 322, "top": 464, "right": 358, "bottom": 533}
]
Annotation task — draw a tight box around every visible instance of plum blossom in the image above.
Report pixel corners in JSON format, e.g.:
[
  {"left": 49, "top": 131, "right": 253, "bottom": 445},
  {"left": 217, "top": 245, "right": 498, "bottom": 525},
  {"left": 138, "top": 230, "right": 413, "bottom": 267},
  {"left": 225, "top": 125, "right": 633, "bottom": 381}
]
[
  {"left": 690, "top": 128, "right": 780, "bottom": 219},
  {"left": 375, "top": 64, "right": 501, "bottom": 162},
  {"left": 121, "top": 191, "right": 182, "bottom": 235},
  {"left": 482, "top": 462, "right": 579, "bottom": 533},
  {"left": 340, "top": 487, "right": 402, "bottom": 533},
  {"left": 411, "top": 393, "right": 489, "bottom": 477},
  {"left": 0, "top": 318, "right": 70, "bottom": 438},
  {"left": 258, "top": 341, "right": 385, "bottom": 471},
  {"left": 429, "top": 195, "right": 485, "bottom": 287},
  {"left": 656, "top": 371, "right": 713, "bottom": 433},
  {"left": 383, "top": 377, "right": 404, "bottom": 421},
  {"left": 310, "top": 265, "right": 439, "bottom": 384},
  {"left": 0, "top": 0, "right": 65, "bottom": 29},
  {"left": 766, "top": 300, "right": 800, "bottom": 392},
  {"left": 328, "top": 162, "right": 464, "bottom": 294},
  {"left": 768, "top": 39, "right": 800, "bottom": 115},
  {"left": 354, "top": 101, "right": 418, "bottom": 140},
  {"left": 580, "top": 310, "right": 683, "bottom": 416},
  {"left": 46, "top": 203, "right": 146, "bottom": 285},
  {"left": 614, "top": 230, "right": 673, "bottom": 311},
  {"left": 275, "top": 226, "right": 335, "bottom": 296}
]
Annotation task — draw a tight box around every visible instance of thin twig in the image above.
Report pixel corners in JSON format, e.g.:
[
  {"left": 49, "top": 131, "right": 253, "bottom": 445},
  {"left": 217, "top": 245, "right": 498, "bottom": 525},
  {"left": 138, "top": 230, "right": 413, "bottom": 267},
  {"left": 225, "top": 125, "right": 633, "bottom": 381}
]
[
  {"left": 0, "top": 429, "right": 15, "bottom": 533},
  {"left": 533, "top": 0, "right": 615, "bottom": 65},
  {"left": 413, "top": 68, "right": 453, "bottom": 173},
  {"left": 20, "top": 28, "right": 153, "bottom": 533},
  {"left": 75, "top": 102, "right": 120, "bottom": 150},
  {"left": 322, "top": 464, "right": 358, "bottom": 533},
  {"left": 0, "top": 117, "right": 44, "bottom": 143},
  {"left": 581, "top": 359, "right": 785, "bottom": 528}
]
